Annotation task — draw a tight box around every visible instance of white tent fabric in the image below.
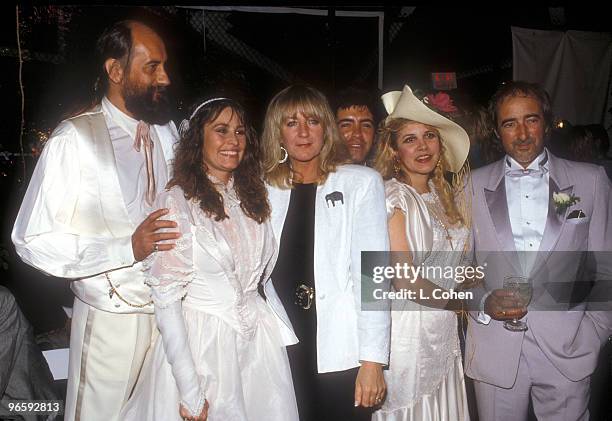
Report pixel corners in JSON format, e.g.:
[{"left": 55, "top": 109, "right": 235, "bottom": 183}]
[{"left": 512, "top": 26, "right": 612, "bottom": 126}]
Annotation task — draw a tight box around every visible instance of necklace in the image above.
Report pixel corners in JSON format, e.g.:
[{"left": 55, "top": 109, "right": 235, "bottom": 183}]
[{"left": 424, "top": 192, "right": 455, "bottom": 251}]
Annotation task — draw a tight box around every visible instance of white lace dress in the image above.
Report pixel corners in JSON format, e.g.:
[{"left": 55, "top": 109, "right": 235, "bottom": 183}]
[
  {"left": 120, "top": 184, "right": 299, "bottom": 421},
  {"left": 373, "top": 178, "right": 470, "bottom": 421}
]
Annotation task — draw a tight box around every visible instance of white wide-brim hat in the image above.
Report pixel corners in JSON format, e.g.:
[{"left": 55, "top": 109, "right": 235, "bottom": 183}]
[{"left": 381, "top": 85, "right": 470, "bottom": 173}]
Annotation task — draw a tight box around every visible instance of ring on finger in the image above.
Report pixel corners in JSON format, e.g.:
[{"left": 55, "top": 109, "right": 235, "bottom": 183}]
[{"left": 153, "top": 243, "right": 159, "bottom": 252}]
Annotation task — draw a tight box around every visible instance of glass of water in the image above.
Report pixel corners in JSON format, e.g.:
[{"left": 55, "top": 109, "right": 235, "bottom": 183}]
[{"left": 502, "top": 276, "right": 532, "bottom": 332}]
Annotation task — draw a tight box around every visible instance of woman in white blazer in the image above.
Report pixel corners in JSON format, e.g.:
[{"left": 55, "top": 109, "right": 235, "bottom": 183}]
[{"left": 261, "top": 85, "right": 391, "bottom": 421}]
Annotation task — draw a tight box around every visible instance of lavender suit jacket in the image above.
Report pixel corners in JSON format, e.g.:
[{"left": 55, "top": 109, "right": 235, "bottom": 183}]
[{"left": 464, "top": 153, "right": 612, "bottom": 387}]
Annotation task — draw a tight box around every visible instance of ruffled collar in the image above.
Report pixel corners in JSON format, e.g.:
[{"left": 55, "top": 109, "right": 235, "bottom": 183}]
[{"left": 207, "top": 173, "right": 240, "bottom": 208}]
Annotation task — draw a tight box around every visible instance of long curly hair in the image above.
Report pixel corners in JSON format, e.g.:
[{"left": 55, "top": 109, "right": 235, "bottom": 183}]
[
  {"left": 374, "top": 118, "right": 466, "bottom": 226},
  {"left": 167, "top": 99, "right": 270, "bottom": 223},
  {"left": 261, "top": 85, "right": 350, "bottom": 189}
]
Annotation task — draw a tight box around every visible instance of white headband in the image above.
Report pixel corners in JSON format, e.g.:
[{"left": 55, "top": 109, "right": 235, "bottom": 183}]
[{"left": 178, "top": 97, "right": 229, "bottom": 137}]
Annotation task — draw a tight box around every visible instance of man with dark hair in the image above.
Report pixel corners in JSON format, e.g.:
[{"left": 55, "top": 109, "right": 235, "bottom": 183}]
[
  {"left": 334, "top": 87, "right": 378, "bottom": 165},
  {"left": 12, "top": 20, "right": 180, "bottom": 421},
  {"left": 465, "top": 80, "right": 612, "bottom": 420}
]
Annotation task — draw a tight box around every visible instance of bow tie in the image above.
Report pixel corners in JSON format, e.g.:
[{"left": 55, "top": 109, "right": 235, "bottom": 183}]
[
  {"left": 505, "top": 153, "right": 548, "bottom": 178},
  {"left": 505, "top": 166, "right": 548, "bottom": 178},
  {"left": 133, "top": 121, "right": 156, "bottom": 206}
]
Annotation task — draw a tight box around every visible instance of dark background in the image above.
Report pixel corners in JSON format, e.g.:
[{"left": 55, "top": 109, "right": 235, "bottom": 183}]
[
  {"left": 0, "top": 5, "right": 610, "bottom": 420},
  {"left": 0, "top": 2, "right": 610, "bottom": 330}
]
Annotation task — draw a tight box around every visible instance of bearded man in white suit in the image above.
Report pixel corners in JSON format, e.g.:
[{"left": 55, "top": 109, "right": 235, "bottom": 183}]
[{"left": 12, "top": 20, "right": 180, "bottom": 421}]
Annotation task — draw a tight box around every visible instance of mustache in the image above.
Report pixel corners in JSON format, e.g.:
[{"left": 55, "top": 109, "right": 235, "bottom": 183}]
[
  {"left": 150, "top": 85, "right": 168, "bottom": 98},
  {"left": 513, "top": 138, "right": 535, "bottom": 145}
]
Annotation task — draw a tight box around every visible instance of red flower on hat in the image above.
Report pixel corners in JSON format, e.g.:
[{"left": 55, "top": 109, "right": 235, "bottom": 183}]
[{"left": 424, "top": 92, "right": 458, "bottom": 114}]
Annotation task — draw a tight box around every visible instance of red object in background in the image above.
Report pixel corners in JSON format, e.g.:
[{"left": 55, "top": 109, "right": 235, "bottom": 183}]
[
  {"left": 425, "top": 92, "right": 458, "bottom": 114},
  {"left": 431, "top": 72, "right": 457, "bottom": 90}
]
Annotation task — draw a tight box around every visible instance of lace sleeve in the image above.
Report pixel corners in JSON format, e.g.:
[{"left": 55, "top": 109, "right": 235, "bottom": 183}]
[
  {"left": 145, "top": 187, "right": 206, "bottom": 416},
  {"left": 143, "top": 188, "right": 194, "bottom": 308}
]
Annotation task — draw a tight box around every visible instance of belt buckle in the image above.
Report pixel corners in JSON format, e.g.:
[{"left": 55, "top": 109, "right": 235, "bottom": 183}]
[{"left": 295, "top": 284, "right": 315, "bottom": 310}]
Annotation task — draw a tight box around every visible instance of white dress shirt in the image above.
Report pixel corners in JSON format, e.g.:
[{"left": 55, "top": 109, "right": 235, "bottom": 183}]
[
  {"left": 101, "top": 97, "right": 168, "bottom": 225},
  {"left": 478, "top": 149, "right": 549, "bottom": 324},
  {"left": 505, "top": 148, "right": 550, "bottom": 263}
]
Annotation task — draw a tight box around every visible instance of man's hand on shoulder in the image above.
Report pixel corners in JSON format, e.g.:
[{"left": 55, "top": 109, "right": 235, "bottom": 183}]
[{"left": 132, "top": 208, "right": 180, "bottom": 262}]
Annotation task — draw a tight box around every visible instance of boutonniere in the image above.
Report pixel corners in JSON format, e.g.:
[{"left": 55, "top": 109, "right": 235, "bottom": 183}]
[{"left": 552, "top": 192, "right": 580, "bottom": 215}]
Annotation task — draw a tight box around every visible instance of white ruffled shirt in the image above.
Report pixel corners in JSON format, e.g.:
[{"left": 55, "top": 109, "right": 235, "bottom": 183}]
[{"left": 11, "top": 98, "right": 173, "bottom": 280}]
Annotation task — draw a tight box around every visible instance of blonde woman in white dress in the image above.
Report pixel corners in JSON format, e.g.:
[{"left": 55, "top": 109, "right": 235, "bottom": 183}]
[{"left": 372, "top": 86, "right": 472, "bottom": 421}]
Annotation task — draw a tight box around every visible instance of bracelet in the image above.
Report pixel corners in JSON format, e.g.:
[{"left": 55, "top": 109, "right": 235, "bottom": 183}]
[{"left": 105, "top": 272, "right": 153, "bottom": 308}]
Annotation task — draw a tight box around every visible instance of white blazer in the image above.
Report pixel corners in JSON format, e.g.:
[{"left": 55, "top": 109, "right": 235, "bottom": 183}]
[{"left": 265, "top": 164, "right": 391, "bottom": 373}]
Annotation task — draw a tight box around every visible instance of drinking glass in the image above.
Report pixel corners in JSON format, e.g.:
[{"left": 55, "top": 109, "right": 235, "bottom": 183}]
[{"left": 502, "top": 276, "right": 532, "bottom": 332}]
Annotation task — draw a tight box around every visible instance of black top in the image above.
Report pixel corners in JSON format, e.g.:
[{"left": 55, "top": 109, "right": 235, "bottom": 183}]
[
  {"left": 270, "top": 183, "right": 372, "bottom": 421},
  {"left": 271, "top": 183, "right": 317, "bottom": 338}
]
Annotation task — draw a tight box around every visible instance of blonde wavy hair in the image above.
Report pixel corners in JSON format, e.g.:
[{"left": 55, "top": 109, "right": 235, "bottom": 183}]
[
  {"left": 261, "top": 85, "right": 349, "bottom": 188},
  {"left": 374, "top": 117, "right": 470, "bottom": 226}
]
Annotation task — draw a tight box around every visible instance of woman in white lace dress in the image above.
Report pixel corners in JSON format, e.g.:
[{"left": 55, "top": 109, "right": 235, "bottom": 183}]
[
  {"left": 372, "top": 86, "right": 472, "bottom": 421},
  {"left": 120, "top": 98, "right": 299, "bottom": 421}
]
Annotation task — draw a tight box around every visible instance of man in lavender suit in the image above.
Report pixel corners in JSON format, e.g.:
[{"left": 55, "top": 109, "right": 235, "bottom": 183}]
[{"left": 464, "top": 81, "right": 612, "bottom": 420}]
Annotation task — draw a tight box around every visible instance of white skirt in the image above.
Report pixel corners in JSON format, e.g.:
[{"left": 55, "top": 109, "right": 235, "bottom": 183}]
[
  {"left": 372, "top": 355, "right": 470, "bottom": 421},
  {"left": 120, "top": 303, "right": 299, "bottom": 421}
]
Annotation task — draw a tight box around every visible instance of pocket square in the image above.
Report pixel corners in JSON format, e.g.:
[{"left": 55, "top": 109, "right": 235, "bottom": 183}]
[{"left": 567, "top": 209, "right": 586, "bottom": 219}]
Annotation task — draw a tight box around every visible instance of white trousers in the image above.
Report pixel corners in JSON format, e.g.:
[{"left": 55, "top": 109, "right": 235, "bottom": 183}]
[{"left": 64, "top": 297, "right": 155, "bottom": 421}]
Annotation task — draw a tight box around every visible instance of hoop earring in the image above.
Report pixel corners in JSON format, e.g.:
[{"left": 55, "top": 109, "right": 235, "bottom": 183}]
[{"left": 279, "top": 146, "right": 288, "bottom": 164}]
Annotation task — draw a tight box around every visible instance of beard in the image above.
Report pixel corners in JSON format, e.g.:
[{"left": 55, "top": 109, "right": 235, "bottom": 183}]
[{"left": 122, "top": 80, "right": 171, "bottom": 125}]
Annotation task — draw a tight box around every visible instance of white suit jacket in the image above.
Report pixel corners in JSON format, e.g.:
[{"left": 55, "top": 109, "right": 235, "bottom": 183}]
[
  {"left": 266, "top": 164, "right": 391, "bottom": 373},
  {"left": 12, "top": 106, "right": 178, "bottom": 313}
]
